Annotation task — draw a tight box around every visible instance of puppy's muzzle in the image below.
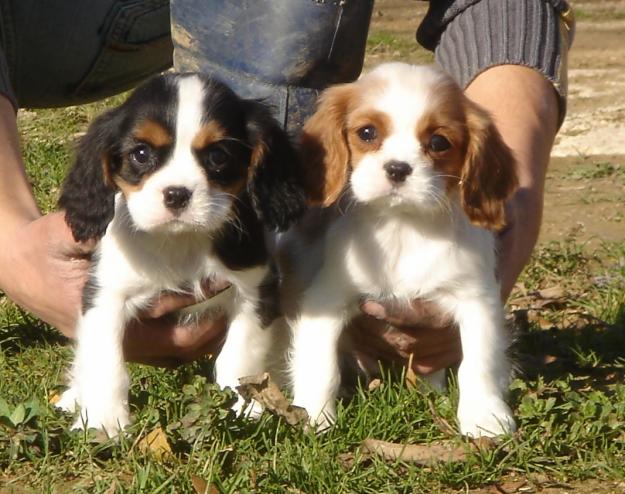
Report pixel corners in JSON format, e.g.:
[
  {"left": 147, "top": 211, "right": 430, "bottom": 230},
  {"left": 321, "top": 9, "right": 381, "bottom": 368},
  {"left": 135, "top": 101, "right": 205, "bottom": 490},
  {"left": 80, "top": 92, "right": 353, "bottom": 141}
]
[
  {"left": 163, "top": 186, "right": 192, "bottom": 211},
  {"left": 384, "top": 160, "right": 413, "bottom": 184}
]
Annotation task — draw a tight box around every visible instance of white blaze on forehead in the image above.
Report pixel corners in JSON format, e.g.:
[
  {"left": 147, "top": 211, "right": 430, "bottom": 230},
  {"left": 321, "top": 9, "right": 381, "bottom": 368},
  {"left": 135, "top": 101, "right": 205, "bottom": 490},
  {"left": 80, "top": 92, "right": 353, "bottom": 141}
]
[
  {"left": 175, "top": 75, "right": 206, "bottom": 155},
  {"left": 149, "top": 75, "right": 207, "bottom": 189},
  {"left": 368, "top": 64, "right": 448, "bottom": 137}
]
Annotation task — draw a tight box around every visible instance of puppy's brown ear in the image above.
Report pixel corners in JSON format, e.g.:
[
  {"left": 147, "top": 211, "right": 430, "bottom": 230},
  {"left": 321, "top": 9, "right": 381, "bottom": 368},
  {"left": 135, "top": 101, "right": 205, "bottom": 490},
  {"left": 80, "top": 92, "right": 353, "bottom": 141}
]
[
  {"left": 460, "top": 99, "right": 518, "bottom": 231},
  {"left": 299, "top": 84, "right": 354, "bottom": 207},
  {"left": 58, "top": 108, "right": 124, "bottom": 242}
]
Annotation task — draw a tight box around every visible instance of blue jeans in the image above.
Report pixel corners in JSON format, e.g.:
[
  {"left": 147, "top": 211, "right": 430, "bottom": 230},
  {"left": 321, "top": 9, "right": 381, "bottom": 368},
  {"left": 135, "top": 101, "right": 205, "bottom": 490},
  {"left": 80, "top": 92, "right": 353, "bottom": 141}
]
[{"left": 0, "top": 0, "right": 373, "bottom": 132}]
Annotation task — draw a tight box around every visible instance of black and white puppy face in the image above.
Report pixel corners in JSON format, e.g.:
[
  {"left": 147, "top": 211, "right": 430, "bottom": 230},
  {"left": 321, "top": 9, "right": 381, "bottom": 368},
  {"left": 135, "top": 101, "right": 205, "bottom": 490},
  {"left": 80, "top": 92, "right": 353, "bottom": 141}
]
[{"left": 60, "top": 73, "right": 305, "bottom": 242}]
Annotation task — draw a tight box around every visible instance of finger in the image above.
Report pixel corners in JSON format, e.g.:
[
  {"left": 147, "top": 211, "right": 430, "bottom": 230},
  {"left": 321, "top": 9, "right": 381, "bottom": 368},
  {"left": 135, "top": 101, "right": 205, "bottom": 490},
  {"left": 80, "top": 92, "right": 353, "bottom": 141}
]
[
  {"left": 409, "top": 349, "right": 462, "bottom": 375},
  {"left": 142, "top": 282, "right": 232, "bottom": 319},
  {"left": 142, "top": 291, "right": 203, "bottom": 319},
  {"left": 123, "top": 312, "right": 228, "bottom": 366},
  {"left": 347, "top": 315, "right": 462, "bottom": 365}
]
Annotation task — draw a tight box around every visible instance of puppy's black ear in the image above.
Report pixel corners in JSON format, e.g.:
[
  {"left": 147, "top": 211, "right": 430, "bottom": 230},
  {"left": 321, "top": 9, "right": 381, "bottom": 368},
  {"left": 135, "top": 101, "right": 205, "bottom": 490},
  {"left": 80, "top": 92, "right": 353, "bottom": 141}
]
[
  {"left": 58, "top": 108, "right": 124, "bottom": 242},
  {"left": 245, "top": 101, "right": 307, "bottom": 231}
]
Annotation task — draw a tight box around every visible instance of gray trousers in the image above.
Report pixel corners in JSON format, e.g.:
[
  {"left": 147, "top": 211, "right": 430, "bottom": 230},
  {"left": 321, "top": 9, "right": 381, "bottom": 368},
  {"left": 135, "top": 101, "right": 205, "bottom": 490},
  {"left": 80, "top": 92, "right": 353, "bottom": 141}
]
[{"left": 0, "top": 0, "right": 573, "bottom": 131}]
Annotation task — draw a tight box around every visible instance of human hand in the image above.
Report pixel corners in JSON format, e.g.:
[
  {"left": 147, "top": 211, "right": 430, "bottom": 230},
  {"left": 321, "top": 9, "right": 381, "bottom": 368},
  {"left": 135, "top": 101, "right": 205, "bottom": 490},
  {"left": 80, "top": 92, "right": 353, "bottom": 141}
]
[
  {"left": 347, "top": 299, "right": 462, "bottom": 376},
  {"left": 0, "top": 211, "right": 229, "bottom": 365}
]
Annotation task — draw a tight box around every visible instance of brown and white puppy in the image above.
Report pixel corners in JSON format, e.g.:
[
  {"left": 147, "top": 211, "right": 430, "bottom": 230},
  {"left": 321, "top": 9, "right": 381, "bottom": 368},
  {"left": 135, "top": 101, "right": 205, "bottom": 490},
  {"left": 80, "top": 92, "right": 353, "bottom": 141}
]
[
  {"left": 55, "top": 73, "right": 306, "bottom": 435},
  {"left": 282, "top": 63, "right": 518, "bottom": 436}
]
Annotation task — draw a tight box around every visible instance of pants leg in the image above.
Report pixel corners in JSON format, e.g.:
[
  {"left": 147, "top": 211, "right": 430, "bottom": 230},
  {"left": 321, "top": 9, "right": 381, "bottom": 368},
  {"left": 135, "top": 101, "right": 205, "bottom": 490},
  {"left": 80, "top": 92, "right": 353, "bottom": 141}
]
[
  {"left": 0, "top": 0, "right": 172, "bottom": 108},
  {"left": 170, "top": 0, "right": 374, "bottom": 133}
]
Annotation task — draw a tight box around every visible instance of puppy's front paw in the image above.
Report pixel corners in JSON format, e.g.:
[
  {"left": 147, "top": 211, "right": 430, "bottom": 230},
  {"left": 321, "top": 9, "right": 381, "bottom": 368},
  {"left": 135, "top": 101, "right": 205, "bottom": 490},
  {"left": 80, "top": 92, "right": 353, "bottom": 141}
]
[
  {"left": 296, "top": 402, "right": 335, "bottom": 432},
  {"left": 458, "top": 395, "right": 516, "bottom": 437},
  {"left": 71, "top": 405, "right": 130, "bottom": 437},
  {"left": 55, "top": 387, "right": 80, "bottom": 413}
]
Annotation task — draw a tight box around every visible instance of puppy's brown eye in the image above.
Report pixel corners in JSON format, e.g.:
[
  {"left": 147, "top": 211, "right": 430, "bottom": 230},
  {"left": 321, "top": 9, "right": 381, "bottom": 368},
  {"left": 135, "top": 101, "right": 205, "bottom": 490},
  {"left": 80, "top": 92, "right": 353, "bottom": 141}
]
[
  {"left": 357, "top": 125, "right": 377, "bottom": 143},
  {"left": 207, "top": 147, "right": 228, "bottom": 167},
  {"left": 130, "top": 144, "right": 153, "bottom": 165},
  {"left": 429, "top": 134, "right": 451, "bottom": 152}
]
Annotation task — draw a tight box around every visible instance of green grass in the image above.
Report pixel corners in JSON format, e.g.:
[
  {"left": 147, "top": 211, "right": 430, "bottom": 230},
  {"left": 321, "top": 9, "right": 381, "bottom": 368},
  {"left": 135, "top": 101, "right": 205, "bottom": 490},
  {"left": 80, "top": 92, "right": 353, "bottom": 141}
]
[
  {"left": 365, "top": 30, "right": 434, "bottom": 65},
  {"left": 2, "top": 77, "right": 625, "bottom": 493}
]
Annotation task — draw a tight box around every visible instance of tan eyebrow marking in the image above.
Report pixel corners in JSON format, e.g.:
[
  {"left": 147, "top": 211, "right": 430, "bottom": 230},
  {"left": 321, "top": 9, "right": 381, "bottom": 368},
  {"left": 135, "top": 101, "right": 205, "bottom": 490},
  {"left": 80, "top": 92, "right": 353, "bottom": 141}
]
[
  {"left": 133, "top": 119, "right": 173, "bottom": 147},
  {"left": 192, "top": 120, "right": 227, "bottom": 150}
]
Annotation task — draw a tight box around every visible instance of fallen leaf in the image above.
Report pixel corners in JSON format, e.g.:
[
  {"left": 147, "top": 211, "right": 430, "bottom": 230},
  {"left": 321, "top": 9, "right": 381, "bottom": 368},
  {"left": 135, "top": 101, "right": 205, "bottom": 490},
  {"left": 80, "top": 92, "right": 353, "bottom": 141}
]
[
  {"left": 368, "top": 378, "right": 382, "bottom": 392},
  {"left": 136, "top": 426, "right": 172, "bottom": 459},
  {"left": 493, "top": 480, "right": 530, "bottom": 493},
  {"left": 361, "top": 438, "right": 468, "bottom": 465},
  {"left": 236, "top": 373, "right": 308, "bottom": 426},
  {"left": 190, "top": 475, "right": 220, "bottom": 494},
  {"left": 543, "top": 355, "right": 558, "bottom": 364},
  {"left": 537, "top": 286, "right": 565, "bottom": 300}
]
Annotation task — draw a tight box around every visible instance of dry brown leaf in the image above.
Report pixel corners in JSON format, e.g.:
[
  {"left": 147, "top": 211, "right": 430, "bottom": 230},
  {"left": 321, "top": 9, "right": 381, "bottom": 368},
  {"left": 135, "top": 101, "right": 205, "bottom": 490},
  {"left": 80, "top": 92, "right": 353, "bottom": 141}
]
[
  {"left": 544, "top": 354, "right": 558, "bottom": 364},
  {"left": 537, "top": 286, "right": 565, "bottom": 300},
  {"left": 368, "top": 378, "right": 382, "bottom": 391},
  {"left": 509, "top": 286, "right": 568, "bottom": 311},
  {"left": 236, "top": 373, "right": 308, "bottom": 426},
  {"left": 497, "top": 480, "right": 531, "bottom": 494},
  {"left": 190, "top": 475, "right": 220, "bottom": 494},
  {"left": 136, "top": 426, "right": 172, "bottom": 459},
  {"left": 361, "top": 438, "right": 468, "bottom": 465}
]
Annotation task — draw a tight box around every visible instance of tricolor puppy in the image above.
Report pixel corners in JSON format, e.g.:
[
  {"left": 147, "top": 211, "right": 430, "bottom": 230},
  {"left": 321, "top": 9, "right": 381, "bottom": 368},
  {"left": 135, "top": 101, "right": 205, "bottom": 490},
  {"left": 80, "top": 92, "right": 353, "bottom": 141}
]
[
  {"left": 55, "top": 73, "right": 306, "bottom": 435},
  {"left": 282, "top": 63, "right": 518, "bottom": 436}
]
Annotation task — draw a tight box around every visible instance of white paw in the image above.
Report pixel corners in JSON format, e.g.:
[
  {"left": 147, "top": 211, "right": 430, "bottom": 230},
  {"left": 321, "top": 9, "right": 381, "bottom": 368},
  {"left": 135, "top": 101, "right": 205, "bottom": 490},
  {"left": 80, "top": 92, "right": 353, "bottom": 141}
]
[
  {"left": 70, "top": 405, "right": 130, "bottom": 437},
  {"left": 55, "top": 387, "right": 80, "bottom": 413},
  {"left": 296, "top": 402, "right": 336, "bottom": 432},
  {"left": 231, "top": 396, "right": 264, "bottom": 420},
  {"left": 458, "top": 396, "right": 516, "bottom": 437}
]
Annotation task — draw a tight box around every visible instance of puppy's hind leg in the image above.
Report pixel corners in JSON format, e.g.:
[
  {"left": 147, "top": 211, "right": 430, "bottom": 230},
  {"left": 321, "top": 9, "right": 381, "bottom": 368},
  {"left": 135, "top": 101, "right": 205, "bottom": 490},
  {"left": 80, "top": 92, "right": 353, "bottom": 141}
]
[
  {"left": 289, "top": 278, "right": 355, "bottom": 431},
  {"left": 215, "top": 297, "right": 274, "bottom": 419},
  {"left": 453, "top": 294, "right": 516, "bottom": 437}
]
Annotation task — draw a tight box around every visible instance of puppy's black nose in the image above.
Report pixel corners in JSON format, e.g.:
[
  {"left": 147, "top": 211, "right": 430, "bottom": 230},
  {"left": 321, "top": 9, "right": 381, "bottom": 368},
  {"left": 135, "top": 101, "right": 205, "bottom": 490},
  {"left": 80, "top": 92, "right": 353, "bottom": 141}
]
[
  {"left": 163, "top": 186, "right": 192, "bottom": 210},
  {"left": 384, "top": 161, "right": 413, "bottom": 183}
]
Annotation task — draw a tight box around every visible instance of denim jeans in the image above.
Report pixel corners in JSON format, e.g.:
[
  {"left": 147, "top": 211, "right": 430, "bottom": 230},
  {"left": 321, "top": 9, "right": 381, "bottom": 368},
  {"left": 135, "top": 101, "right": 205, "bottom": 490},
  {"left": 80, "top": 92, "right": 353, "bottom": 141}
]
[
  {"left": 0, "top": 0, "right": 374, "bottom": 132},
  {"left": 0, "top": 0, "right": 172, "bottom": 108}
]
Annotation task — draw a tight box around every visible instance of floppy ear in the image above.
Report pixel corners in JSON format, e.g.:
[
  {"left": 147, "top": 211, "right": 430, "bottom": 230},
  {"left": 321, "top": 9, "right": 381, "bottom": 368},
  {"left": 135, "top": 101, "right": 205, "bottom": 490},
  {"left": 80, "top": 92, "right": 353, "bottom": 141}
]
[
  {"left": 460, "top": 99, "right": 518, "bottom": 231},
  {"left": 58, "top": 108, "right": 123, "bottom": 242},
  {"left": 298, "top": 84, "right": 354, "bottom": 207},
  {"left": 245, "top": 101, "right": 307, "bottom": 231}
]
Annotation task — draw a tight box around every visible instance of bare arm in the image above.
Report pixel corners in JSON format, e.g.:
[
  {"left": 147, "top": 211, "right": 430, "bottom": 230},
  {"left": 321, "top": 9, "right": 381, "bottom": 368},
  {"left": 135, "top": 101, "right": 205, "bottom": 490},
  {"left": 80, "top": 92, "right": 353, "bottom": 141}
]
[
  {"left": 465, "top": 65, "right": 559, "bottom": 299},
  {"left": 0, "top": 97, "right": 40, "bottom": 230}
]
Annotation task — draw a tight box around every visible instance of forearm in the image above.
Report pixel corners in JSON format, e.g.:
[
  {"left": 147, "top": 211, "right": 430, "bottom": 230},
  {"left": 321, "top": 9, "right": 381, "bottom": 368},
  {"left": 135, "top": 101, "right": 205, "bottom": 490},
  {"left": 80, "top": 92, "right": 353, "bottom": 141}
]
[
  {"left": 464, "top": 65, "right": 559, "bottom": 299},
  {"left": 0, "top": 96, "right": 40, "bottom": 236}
]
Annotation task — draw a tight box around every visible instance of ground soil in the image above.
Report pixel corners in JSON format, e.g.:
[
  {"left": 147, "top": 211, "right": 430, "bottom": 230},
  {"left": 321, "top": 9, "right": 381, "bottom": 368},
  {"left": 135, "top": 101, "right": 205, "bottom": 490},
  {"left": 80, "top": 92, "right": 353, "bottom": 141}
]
[{"left": 369, "top": 0, "right": 625, "bottom": 246}]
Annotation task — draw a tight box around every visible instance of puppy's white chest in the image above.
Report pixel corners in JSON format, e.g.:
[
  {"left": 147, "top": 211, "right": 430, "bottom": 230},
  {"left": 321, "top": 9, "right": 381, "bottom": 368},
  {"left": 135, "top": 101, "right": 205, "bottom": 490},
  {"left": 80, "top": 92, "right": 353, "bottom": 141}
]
[{"left": 344, "top": 215, "right": 453, "bottom": 299}]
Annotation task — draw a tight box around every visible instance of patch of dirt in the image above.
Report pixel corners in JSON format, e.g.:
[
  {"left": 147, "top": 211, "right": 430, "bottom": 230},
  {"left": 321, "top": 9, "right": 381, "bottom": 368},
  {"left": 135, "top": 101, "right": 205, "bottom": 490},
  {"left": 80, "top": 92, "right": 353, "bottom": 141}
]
[{"left": 368, "top": 0, "right": 625, "bottom": 245}]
